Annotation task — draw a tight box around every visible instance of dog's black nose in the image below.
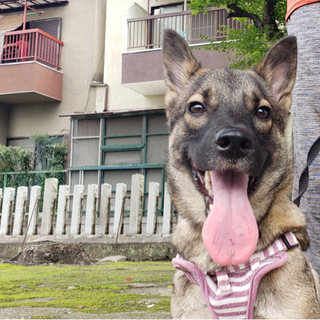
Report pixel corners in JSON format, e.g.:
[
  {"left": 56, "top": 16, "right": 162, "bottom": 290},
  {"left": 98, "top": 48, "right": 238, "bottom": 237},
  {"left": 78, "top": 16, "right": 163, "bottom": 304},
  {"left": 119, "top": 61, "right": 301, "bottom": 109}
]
[{"left": 215, "top": 128, "right": 253, "bottom": 159}]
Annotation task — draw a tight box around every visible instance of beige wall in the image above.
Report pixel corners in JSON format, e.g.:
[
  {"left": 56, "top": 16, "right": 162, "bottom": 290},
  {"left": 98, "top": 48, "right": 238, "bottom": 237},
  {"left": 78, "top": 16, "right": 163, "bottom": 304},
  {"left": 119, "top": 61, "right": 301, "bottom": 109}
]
[
  {"left": 6, "top": 0, "right": 106, "bottom": 139},
  {"left": 103, "top": 0, "right": 186, "bottom": 112},
  {"left": 104, "top": 0, "right": 145, "bottom": 112}
]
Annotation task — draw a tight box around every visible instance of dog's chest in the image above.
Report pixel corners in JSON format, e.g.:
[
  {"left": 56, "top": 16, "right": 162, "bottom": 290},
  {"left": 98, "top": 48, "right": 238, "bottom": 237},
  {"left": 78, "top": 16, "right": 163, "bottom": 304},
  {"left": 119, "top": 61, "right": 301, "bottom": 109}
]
[{"left": 173, "top": 233, "right": 298, "bottom": 319}]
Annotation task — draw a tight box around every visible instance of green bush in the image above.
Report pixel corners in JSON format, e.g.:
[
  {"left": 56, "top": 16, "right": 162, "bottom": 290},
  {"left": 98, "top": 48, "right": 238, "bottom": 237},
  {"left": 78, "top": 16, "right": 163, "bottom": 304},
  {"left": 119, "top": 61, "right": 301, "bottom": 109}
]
[
  {"left": 30, "top": 133, "right": 69, "bottom": 171},
  {"left": 0, "top": 133, "right": 68, "bottom": 190},
  {"left": 0, "top": 145, "right": 33, "bottom": 172}
]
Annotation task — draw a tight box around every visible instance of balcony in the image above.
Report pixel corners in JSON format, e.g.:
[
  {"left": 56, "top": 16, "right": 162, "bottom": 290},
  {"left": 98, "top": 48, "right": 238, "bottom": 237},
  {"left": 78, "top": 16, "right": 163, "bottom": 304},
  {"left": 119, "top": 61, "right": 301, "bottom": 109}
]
[
  {"left": 0, "top": 28, "right": 64, "bottom": 104},
  {"left": 122, "top": 7, "right": 241, "bottom": 95}
]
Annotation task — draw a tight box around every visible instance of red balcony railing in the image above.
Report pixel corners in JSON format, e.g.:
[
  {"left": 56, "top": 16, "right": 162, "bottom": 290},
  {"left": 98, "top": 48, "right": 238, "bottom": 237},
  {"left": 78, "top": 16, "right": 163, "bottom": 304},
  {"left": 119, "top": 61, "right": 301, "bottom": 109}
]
[
  {"left": 2, "top": 28, "right": 64, "bottom": 69},
  {"left": 127, "top": 7, "right": 243, "bottom": 50}
]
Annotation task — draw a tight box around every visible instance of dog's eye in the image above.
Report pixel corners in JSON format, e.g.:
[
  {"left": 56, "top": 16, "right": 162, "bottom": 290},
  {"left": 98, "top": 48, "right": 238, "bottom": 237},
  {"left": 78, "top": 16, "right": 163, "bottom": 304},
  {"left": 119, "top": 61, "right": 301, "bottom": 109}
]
[
  {"left": 188, "top": 102, "right": 206, "bottom": 115},
  {"left": 256, "top": 106, "right": 271, "bottom": 120}
]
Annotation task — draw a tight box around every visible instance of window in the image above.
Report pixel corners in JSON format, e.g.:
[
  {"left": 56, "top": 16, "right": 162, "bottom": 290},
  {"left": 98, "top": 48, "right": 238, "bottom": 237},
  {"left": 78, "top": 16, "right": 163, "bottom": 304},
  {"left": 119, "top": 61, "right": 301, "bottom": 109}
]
[{"left": 69, "top": 111, "right": 169, "bottom": 215}]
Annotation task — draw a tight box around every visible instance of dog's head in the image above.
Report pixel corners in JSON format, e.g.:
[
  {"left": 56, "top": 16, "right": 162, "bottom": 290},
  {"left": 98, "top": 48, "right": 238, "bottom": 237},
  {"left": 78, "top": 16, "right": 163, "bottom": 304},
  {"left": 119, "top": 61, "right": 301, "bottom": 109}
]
[{"left": 163, "top": 30, "right": 298, "bottom": 267}]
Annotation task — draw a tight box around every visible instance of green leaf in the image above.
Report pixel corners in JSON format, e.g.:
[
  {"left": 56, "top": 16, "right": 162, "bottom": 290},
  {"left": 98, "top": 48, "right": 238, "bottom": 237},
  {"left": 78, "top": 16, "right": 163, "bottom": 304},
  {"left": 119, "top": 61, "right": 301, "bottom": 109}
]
[{"left": 190, "top": 0, "right": 287, "bottom": 68}]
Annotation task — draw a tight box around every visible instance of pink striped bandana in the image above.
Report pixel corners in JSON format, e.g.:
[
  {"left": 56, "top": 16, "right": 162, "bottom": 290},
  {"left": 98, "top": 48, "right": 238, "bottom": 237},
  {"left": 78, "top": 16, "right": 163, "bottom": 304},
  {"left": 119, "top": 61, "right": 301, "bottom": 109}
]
[{"left": 172, "top": 232, "right": 299, "bottom": 319}]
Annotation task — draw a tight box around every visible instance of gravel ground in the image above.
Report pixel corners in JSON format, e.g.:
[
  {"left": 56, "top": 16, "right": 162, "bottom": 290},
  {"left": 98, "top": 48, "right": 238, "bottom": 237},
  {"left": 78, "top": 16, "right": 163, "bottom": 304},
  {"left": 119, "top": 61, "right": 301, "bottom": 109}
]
[{"left": 0, "top": 307, "right": 171, "bottom": 319}]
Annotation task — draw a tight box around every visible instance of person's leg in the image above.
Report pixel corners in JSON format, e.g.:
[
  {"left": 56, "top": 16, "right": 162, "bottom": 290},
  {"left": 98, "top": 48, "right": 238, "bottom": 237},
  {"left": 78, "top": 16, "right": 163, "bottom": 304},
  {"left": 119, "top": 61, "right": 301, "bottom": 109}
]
[{"left": 286, "top": 2, "right": 320, "bottom": 274}]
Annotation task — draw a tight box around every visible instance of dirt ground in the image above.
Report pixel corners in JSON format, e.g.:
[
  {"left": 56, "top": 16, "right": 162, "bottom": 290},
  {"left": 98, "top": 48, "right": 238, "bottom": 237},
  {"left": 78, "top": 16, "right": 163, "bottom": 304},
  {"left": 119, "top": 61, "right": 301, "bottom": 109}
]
[
  {"left": 0, "top": 262, "right": 173, "bottom": 319},
  {"left": 0, "top": 282, "right": 172, "bottom": 319},
  {"left": 0, "top": 243, "right": 173, "bottom": 319}
]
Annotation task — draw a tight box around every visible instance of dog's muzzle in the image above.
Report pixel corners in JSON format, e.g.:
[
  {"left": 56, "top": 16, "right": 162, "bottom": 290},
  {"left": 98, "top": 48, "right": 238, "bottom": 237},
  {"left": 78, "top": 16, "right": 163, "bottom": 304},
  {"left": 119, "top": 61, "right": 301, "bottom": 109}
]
[{"left": 215, "top": 128, "right": 253, "bottom": 160}]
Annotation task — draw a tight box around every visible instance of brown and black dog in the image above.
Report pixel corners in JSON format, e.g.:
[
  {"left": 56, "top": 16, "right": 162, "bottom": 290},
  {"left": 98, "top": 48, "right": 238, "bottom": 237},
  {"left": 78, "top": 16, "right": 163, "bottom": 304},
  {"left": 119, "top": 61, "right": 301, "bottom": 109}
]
[{"left": 163, "top": 29, "right": 320, "bottom": 318}]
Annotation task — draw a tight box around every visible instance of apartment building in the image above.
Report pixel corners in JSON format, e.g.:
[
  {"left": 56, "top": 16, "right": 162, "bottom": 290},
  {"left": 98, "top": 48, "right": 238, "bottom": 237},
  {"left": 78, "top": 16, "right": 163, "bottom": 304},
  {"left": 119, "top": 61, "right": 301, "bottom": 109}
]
[
  {"left": 67, "top": 0, "right": 240, "bottom": 205},
  {"left": 0, "top": 0, "right": 239, "bottom": 205},
  {"left": 0, "top": 0, "right": 105, "bottom": 147}
]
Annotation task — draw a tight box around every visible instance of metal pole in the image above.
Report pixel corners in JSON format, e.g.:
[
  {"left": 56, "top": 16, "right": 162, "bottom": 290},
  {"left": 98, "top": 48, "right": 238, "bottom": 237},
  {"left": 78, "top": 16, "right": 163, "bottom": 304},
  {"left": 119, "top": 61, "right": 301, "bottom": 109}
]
[
  {"left": 147, "top": 0, "right": 150, "bottom": 48},
  {"left": 22, "top": 0, "right": 28, "bottom": 62},
  {"left": 23, "top": 0, "right": 27, "bottom": 30},
  {"left": 22, "top": 0, "right": 42, "bottom": 28},
  {"left": 184, "top": 0, "right": 187, "bottom": 38}
]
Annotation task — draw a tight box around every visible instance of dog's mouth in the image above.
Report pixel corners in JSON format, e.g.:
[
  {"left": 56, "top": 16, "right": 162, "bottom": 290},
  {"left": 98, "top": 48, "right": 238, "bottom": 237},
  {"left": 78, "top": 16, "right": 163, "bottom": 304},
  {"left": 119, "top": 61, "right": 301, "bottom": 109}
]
[
  {"left": 192, "top": 166, "right": 259, "bottom": 215},
  {"left": 191, "top": 164, "right": 259, "bottom": 266}
]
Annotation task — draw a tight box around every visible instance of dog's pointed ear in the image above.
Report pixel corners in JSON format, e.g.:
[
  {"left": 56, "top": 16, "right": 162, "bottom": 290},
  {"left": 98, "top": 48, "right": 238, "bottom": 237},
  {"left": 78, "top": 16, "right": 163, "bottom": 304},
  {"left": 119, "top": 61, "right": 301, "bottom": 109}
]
[
  {"left": 256, "top": 36, "right": 297, "bottom": 109},
  {"left": 162, "top": 29, "right": 201, "bottom": 92}
]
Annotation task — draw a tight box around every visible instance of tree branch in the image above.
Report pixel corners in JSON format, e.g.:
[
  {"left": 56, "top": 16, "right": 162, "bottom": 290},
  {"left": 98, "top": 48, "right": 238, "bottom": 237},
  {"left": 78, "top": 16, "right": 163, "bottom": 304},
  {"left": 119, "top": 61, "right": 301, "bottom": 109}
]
[
  {"left": 226, "top": 3, "right": 265, "bottom": 30},
  {"left": 263, "top": 0, "right": 282, "bottom": 40}
]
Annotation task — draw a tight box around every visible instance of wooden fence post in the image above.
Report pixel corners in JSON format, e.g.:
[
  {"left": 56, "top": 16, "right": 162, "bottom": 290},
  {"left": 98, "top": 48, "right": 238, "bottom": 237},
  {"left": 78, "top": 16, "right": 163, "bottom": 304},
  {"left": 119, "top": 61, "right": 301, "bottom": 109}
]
[
  {"left": 162, "top": 182, "right": 173, "bottom": 234},
  {"left": 129, "top": 174, "right": 144, "bottom": 234},
  {"left": 84, "top": 184, "right": 98, "bottom": 235},
  {"left": 40, "top": 178, "right": 58, "bottom": 235},
  {"left": 0, "top": 189, "right": 2, "bottom": 213},
  {"left": 112, "top": 183, "right": 127, "bottom": 235},
  {"left": 70, "top": 185, "right": 84, "bottom": 235},
  {"left": 55, "top": 185, "right": 70, "bottom": 235},
  {"left": 27, "top": 186, "right": 41, "bottom": 235},
  {"left": 0, "top": 188, "right": 15, "bottom": 235},
  {"left": 12, "top": 186, "right": 28, "bottom": 236},
  {"left": 98, "top": 183, "right": 112, "bottom": 235},
  {"left": 146, "top": 182, "right": 159, "bottom": 234}
]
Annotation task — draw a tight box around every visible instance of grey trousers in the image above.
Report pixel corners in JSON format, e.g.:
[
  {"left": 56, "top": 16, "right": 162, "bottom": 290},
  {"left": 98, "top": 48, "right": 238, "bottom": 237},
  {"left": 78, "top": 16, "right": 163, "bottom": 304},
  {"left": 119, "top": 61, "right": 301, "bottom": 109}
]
[{"left": 286, "top": 2, "right": 320, "bottom": 275}]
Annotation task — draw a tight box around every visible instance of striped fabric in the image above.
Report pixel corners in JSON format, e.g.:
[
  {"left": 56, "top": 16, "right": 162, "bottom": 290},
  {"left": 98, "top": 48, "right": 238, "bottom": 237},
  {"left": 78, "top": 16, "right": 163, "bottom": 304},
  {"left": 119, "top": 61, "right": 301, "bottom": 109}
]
[{"left": 172, "top": 232, "right": 299, "bottom": 319}]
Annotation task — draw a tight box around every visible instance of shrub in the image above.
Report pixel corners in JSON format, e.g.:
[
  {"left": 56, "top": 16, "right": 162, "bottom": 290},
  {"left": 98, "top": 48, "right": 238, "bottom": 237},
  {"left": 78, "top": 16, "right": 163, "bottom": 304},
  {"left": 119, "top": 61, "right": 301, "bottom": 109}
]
[
  {"left": 30, "top": 133, "right": 69, "bottom": 170},
  {"left": 0, "top": 145, "right": 33, "bottom": 172}
]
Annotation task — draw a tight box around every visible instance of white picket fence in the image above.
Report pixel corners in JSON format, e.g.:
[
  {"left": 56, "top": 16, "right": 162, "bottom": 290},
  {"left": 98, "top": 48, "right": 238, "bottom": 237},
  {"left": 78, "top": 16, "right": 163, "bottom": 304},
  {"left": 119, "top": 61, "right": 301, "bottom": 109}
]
[{"left": 0, "top": 174, "right": 177, "bottom": 237}]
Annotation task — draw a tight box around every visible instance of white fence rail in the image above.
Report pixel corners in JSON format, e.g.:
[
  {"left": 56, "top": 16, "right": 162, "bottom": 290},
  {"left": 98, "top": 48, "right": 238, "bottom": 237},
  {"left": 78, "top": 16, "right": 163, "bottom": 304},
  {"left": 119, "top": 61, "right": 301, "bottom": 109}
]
[{"left": 0, "top": 174, "right": 175, "bottom": 237}]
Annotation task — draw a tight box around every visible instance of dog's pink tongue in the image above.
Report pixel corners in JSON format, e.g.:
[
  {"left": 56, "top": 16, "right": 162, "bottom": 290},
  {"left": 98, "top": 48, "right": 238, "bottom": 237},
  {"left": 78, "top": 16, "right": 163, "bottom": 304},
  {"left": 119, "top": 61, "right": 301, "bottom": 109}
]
[{"left": 202, "top": 171, "right": 258, "bottom": 266}]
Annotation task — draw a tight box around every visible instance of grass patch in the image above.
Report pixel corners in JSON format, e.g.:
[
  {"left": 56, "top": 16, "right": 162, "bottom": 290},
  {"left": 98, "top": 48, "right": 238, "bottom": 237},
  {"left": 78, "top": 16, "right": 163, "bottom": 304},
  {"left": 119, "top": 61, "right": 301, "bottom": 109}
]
[{"left": 0, "top": 261, "right": 174, "bottom": 314}]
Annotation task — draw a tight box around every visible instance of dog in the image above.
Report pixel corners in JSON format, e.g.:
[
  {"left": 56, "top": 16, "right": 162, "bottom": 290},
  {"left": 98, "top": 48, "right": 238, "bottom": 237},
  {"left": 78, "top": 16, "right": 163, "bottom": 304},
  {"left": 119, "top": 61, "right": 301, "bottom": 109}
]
[{"left": 163, "top": 29, "right": 320, "bottom": 319}]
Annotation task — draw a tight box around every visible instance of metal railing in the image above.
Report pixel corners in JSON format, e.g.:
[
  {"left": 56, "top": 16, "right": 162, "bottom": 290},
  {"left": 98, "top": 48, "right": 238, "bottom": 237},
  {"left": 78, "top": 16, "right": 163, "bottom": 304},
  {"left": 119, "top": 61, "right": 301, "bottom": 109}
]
[
  {"left": 127, "top": 7, "right": 243, "bottom": 50},
  {"left": 2, "top": 28, "right": 64, "bottom": 69}
]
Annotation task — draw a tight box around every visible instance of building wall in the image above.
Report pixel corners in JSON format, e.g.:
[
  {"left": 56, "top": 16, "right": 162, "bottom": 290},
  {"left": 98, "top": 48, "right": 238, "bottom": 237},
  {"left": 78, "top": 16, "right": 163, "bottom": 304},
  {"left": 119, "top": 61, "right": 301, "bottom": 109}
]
[
  {"left": 104, "top": 0, "right": 231, "bottom": 112},
  {"left": 5, "top": 0, "right": 106, "bottom": 140},
  {"left": 103, "top": 0, "right": 184, "bottom": 112},
  {"left": 5, "top": 0, "right": 228, "bottom": 141}
]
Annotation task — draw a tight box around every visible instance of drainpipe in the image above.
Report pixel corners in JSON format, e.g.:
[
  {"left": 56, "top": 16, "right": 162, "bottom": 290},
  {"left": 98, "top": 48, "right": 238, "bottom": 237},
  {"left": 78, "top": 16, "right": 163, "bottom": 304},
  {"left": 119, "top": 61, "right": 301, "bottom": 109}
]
[
  {"left": 104, "top": 84, "right": 108, "bottom": 111},
  {"left": 90, "top": 82, "right": 108, "bottom": 112}
]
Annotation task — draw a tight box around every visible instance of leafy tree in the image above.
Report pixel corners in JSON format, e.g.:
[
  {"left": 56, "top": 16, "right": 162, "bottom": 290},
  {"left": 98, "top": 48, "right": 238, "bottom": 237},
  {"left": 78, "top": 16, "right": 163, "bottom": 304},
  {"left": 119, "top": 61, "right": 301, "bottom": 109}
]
[
  {"left": 0, "top": 134, "right": 68, "bottom": 190},
  {"left": 0, "top": 145, "right": 33, "bottom": 189},
  {"left": 190, "top": 0, "right": 287, "bottom": 68},
  {"left": 30, "top": 133, "right": 69, "bottom": 171}
]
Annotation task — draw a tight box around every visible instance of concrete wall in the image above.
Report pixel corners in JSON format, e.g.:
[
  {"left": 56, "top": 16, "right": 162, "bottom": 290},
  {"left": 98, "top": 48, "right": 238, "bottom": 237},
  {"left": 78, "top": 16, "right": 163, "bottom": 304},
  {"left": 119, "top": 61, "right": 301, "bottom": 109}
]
[
  {"left": 0, "top": 62, "right": 63, "bottom": 103},
  {"left": 122, "top": 47, "right": 231, "bottom": 84},
  {"left": 4, "top": 0, "right": 106, "bottom": 140}
]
